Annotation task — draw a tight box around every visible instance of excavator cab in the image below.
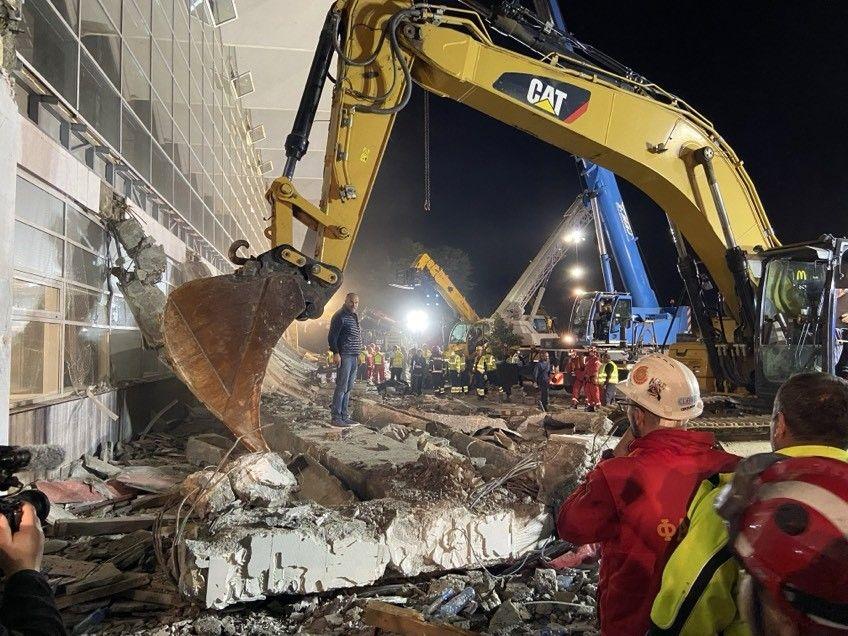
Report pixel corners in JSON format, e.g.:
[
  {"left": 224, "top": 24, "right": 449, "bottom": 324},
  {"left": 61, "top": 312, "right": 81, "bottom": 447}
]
[
  {"left": 756, "top": 237, "right": 848, "bottom": 396},
  {"left": 566, "top": 291, "right": 630, "bottom": 347}
]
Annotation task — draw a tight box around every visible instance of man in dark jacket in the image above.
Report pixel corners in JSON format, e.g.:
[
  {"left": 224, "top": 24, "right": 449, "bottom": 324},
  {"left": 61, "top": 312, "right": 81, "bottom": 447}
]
[
  {"left": 0, "top": 503, "right": 67, "bottom": 635},
  {"left": 327, "top": 293, "right": 362, "bottom": 427},
  {"left": 409, "top": 349, "right": 426, "bottom": 396},
  {"left": 534, "top": 351, "right": 551, "bottom": 411},
  {"left": 557, "top": 354, "right": 738, "bottom": 635}
]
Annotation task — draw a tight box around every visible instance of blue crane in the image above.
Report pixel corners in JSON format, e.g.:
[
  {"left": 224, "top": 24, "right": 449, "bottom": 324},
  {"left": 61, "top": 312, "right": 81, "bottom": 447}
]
[{"left": 542, "top": 0, "right": 690, "bottom": 352}]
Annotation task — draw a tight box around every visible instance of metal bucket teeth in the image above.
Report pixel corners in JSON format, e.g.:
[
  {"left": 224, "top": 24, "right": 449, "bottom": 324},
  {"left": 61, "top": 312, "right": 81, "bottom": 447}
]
[{"left": 162, "top": 271, "right": 306, "bottom": 451}]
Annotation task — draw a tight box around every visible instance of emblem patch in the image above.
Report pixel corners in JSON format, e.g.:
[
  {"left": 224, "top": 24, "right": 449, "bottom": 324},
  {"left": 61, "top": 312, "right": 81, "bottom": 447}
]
[{"left": 493, "top": 73, "right": 590, "bottom": 123}]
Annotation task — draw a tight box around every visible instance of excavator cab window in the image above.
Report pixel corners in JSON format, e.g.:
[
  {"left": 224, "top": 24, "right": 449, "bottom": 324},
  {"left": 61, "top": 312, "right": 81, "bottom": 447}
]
[
  {"left": 760, "top": 258, "right": 827, "bottom": 381},
  {"left": 610, "top": 297, "right": 632, "bottom": 341},
  {"left": 448, "top": 322, "right": 468, "bottom": 345},
  {"left": 569, "top": 296, "right": 594, "bottom": 343}
]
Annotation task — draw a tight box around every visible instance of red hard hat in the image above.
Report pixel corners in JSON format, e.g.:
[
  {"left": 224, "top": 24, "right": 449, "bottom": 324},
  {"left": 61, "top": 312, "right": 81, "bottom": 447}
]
[{"left": 718, "top": 454, "right": 848, "bottom": 632}]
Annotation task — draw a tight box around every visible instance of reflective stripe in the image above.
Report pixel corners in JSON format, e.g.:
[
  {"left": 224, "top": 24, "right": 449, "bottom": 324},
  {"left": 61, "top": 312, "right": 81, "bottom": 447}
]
[{"left": 757, "top": 480, "right": 848, "bottom": 537}]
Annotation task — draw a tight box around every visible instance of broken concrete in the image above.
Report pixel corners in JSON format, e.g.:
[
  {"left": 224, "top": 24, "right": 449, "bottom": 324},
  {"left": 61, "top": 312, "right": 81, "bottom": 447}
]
[
  {"left": 179, "top": 498, "right": 550, "bottom": 609},
  {"left": 185, "top": 433, "right": 238, "bottom": 467},
  {"left": 181, "top": 470, "right": 237, "bottom": 518},
  {"left": 228, "top": 453, "right": 296, "bottom": 508},
  {"left": 288, "top": 454, "right": 357, "bottom": 506},
  {"left": 536, "top": 434, "right": 613, "bottom": 507}
]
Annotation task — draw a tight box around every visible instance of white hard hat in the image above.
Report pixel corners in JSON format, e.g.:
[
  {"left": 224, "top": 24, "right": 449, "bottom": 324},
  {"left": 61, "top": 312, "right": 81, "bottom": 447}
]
[{"left": 617, "top": 353, "right": 703, "bottom": 420}]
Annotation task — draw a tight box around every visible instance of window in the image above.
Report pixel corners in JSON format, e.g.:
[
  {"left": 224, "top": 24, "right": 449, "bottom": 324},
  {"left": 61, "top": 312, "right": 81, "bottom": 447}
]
[
  {"left": 81, "top": 0, "right": 121, "bottom": 87},
  {"left": 19, "top": 0, "right": 79, "bottom": 106},
  {"left": 11, "top": 321, "right": 61, "bottom": 399},
  {"left": 14, "top": 221, "right": 64, "bottom": 278},
  {"left": 64, "top": 325, "right": 109, "bottom": 390},
  {"left": 66, "top": 206, "right": 107, "bottom": 255},
  {"left": 12, "top": 279, "right": 61, "bottom": 313},
  {"left": 66, "top": 286, "right": 109, "bottom": 324},
  {"left": 16, "top": 175, "right": 64, "bottom": 232},
  {"left": 122, "top": 50, "right": 151, "bottom": 126},
  {"left": 79, "top": 50, "right": 121, "bottom": 148},
  {"left": 123, "top": 0, "right": 151, "bottom": 76},
  {"left": 122, "top": 108, "right": 152, "bottom": 180}
]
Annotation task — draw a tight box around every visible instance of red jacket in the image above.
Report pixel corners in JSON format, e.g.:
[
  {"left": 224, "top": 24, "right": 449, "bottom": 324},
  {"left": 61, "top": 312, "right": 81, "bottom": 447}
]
[{"left": 557, "top": 428, "right": 739, "bottom": 635}]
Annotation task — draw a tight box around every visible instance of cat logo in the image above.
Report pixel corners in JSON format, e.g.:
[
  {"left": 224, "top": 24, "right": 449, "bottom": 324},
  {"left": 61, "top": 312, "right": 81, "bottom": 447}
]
[{"left": 493, "top": 72, "right": 590, "bottom": 123}]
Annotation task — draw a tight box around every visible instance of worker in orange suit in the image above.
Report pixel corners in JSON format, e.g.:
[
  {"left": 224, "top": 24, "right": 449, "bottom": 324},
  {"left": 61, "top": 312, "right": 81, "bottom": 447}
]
[
  {"left": 584, "top": 347, "right": 602, "bottom": 412},
  {"left": 566, "top": 350, "right": 586, "bottom": 408}
]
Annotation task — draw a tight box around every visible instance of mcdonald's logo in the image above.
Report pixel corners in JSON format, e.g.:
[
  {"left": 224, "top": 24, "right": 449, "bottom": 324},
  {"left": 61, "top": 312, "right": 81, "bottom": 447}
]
[{"left": 795, "top": 270, "right": 808, "bottom": 281}]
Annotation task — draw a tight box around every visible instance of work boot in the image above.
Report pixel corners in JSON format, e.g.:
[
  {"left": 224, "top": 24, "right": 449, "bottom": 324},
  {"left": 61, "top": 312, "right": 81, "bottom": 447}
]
[
  {"left": 586, "top": 405, "right": 596, "bottom": 412},
  {"left": 332, "top": 418, "right": 360, "bottom": 428}
]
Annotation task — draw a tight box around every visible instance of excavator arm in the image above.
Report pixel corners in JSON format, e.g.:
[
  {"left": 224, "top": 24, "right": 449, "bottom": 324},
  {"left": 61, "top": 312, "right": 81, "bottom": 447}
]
[{"left": 163, "top": 0, "right": 780, "bottom": 447}]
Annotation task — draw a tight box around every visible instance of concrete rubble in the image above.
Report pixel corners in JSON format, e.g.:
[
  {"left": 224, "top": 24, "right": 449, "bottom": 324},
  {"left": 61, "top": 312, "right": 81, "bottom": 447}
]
[{"left": 30, "top": 341, "right": 615, "bottom": 634}]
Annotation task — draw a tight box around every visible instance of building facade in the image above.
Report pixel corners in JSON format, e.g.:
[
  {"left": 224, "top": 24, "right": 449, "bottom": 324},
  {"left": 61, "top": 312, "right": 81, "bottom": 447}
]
[{"left": 3, "top": 0, "right": 275, "bottom": 459}]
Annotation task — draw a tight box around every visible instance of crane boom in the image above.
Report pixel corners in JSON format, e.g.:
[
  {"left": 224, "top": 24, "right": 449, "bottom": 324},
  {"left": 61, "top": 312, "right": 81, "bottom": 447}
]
[
  {"left": 399, "top": 253, "right": 481, "bottom": 324},
  {"left": 494, "top": 197, "right": 592, "bottom": 319}
]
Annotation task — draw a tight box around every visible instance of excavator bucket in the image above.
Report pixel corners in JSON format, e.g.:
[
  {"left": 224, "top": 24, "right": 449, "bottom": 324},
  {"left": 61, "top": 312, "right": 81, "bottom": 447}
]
[{"left": 162, "top": 271, "right": 306, "bottom": 451}]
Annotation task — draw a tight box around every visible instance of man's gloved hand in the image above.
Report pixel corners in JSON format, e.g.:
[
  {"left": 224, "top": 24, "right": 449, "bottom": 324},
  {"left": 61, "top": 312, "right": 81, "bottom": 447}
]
[{"left": 0, "top": 503, "right": 44, "bottom": 576}]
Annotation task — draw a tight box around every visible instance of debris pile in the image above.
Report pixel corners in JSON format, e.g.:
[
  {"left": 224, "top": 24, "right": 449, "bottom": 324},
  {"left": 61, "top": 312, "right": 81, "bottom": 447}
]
[{"left": 29, "top": 355, "right": 617, "bottom": 633}]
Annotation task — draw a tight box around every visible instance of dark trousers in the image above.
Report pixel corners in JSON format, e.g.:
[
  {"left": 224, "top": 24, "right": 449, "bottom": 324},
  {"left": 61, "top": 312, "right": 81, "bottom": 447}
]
[
  {"left": 391, "top": 367, "right": 403, "bottom": 382},
  {"left": 449, "top": 370, "right": 461, "bottom": 392},
  {"left": 473, "top": 370, "right": 486, "bottom": 397},
  {"left": 411, "top": 372, "right": 424, "bottom": 395},
  {"left": 431, "top": 371, "right": 444, "bottom": 394},
  {"left": 539, "top": 383, "right": 549, "bottom": 410}
]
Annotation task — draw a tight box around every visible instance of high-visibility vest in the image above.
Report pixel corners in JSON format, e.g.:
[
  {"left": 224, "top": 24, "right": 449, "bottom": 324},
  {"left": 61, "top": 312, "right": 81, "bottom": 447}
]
[
  {"left": 373, "top": 352, "right": 384, "bottom": 365},
  {"left": 390, "top": 351, "right": 405, "bottom": 368},
  {"left": 474, "top": 355, "right": 486, "bottom": 373},
  {"left": 484, "top": 354, "right": 497, "bottom": 372},
  {"left": 449, "top": 352, "right": 463, "bottom": 372},
  {"left": 358, "top": 351, "right": 367, "bottom": 364},
  {"left": 423, "top": 348, "right": 431, "bottom": 359},
  {"left": 598, "top": 360, "right": 619, "bottom": 384}
]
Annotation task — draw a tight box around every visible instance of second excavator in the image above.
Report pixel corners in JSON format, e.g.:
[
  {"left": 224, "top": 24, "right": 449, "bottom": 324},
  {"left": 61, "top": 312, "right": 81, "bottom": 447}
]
[{"left": 162, "top": 0, "right": 848, "bottom": 449}]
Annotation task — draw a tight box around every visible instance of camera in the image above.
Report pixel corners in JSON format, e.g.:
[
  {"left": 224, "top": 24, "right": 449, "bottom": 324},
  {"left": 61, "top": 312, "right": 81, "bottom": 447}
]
[{"left": 0, "top": 446, "right": 61, "bottom": 532}]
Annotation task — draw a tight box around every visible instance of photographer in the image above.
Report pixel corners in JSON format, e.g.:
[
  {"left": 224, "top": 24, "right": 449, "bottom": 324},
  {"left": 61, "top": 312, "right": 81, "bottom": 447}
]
[{"left": 0, "top": 503, "right": 66, "bottom": 635}]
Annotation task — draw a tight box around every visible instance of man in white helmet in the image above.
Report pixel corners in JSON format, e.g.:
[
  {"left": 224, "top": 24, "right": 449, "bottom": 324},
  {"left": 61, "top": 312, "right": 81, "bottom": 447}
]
[{"left": 557, "top": 354, "right": 740, "bottom": 635}]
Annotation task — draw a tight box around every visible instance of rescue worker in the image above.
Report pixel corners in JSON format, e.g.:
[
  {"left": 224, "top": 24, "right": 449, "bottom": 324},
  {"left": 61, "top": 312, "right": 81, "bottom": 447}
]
[
  {"left": 566, "top": 351, "right": 586, "bottom": 408},
  {"left": 583, "top": 347, "right": 602, "bottom": 411},
  {"left": 372, "top": 346, "right": 385, "bottom": 384},
  {"left": 472, "top": 346, "right": 487, "bottom": 400},
  {"left": 409, "top": 348, "right": 426, "bottom": 396},
  {"left": 448, "top": 349, "right": 463, "bottom": 394},
  {"left": 499, "top": 349, "right": 521, "bottom": 401},
  {"left": 429, "top": 346, "right": 446, "bottom": 396},
  {"left": 598, "top": 352, "right": 619, "bottom": 406},
  {"left": 357, "top": 348, "right": 368, "bottom": 381},
  {"left": 534, "top": 351, "right": 551, "bottom": 411},
  {"left": 422, "top": 346, "right": 432, "bottom": 389},
  {"left": 650, "top": 371, "right": 848, "bottom": 635},
  {"left": 720, "top": 455, "right": 848, "bottom": 636},
  {"left": 483, "top": 348, "right": 498, "bottom": 396},
  {"left": 389, "top": 345, "right": 405, "bottom": 383},
  {"left": 558, "top": 354, "right": 738, "bottom": 635},
  {"left": 461, "top": 349, "right": 472, "bottom": 394}
]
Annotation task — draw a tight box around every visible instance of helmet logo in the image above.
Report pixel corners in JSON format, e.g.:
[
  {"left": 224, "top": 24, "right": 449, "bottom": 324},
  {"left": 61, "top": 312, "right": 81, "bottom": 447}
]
[
  {"left": 648, "top": 377, "right": 667, "bottom": 401},
  {"left": 632, "top": 366, "right": 649, "bottom": 384}
]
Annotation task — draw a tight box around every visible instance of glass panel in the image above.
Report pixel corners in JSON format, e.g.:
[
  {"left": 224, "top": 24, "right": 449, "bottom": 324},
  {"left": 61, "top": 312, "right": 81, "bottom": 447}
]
[
  {"left": 97, "top": 0, "right": 121, "bottom": 28},
  {"left": 122, "top": 50, "right": 151, "bottom": 125},
  {"left": 174, "top": 171, "right": 190, "bottom": 218},
  {"left": 110, "top": 296, "right": 137, "bottom": 327},
  {"left": 151, "top": 93, "right": 172, "bottom": 149},
  {"left": 49, "top": 0, "right": 79, "bottom": 28},
  {"left": 79, "top": 50, "right": 121, "bottom": 148},
  {"left": 80, "top": 0, "right": 121, "bottom": 87},
  {"left": 15, "top": 177, "right": 64, "bottom": 232},
  {"left": 151, "top": 46, "right": 171, "bottom": 106},
  {"left": 13, "top": 221, "right": 64, "bottom": 277},
  {"left": 122, "top": 0, "right": 151, "bottom": 75},
  {"left": 12, "top": 279, "right": 61, "bottom": 312},
  {"left": 66, "top": 242, "right": 107, "bottom": 288},
  {"left": 122, "top": 108, "right": 152, "bottom": 179},
  {"left": 153, "top": 0, "right": 172, "bottom": 62},
  {"left": 66, "top": 206, "right": 107, "bottom": 254},
  {"left": 152, "top": 140, "right": 173, "bottom": 201},
  {"left": 110, "top": 329, "right": 142, "bottom": 383},
  {"left": 64, "top": 325, "right": 109, "bottom": 389},
  {"left": 11, "top": 320, "right": 61, "bottom": 399},
  {"left": 66, "top": 285, "right": 109, "bottom": 324},
  {"left": 133, "top": 0, "right": 152, "bottom": 25},
  {"left": 17, "top": 0, "right": 77, "bottom": 105},
  {"left": 760, "top": 258, "right": 827, "bottom": 381},
  {"left": 173, "top": 129, "right": 189, "bottom": 180}
]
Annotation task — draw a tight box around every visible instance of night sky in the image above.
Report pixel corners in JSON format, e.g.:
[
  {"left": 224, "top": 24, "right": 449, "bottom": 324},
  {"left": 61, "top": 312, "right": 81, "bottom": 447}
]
[{"left": 344, "top": 2, "right": 848, "bottom": 324}]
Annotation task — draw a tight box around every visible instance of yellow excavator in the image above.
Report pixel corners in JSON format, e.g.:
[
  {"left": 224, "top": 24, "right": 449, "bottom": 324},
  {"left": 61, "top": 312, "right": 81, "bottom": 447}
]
[
  {"left": 162, "top": 0, "right": 848, "bottom": 450},
  {"left": 391, "top": 252, "right": 486, "bottom": 354}
]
